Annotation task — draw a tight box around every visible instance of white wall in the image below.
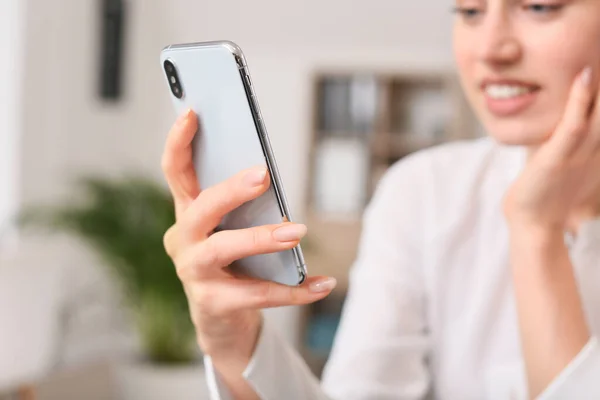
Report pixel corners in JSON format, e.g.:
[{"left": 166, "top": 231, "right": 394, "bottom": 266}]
[
  {"left": 0, "top": 0, "right": 25, "bottom": 246},
  {"left": 5, "top": 0, "right": 458, "bottom": 367},
  {"left": 167, "top": 0, "right": 455, "bottom": 59},
  {"left": 18, "top": 0, "right": 174, "bottom": 207},
  {"left": 165, "top": 0, "right": 457, "bottom": 218},
  {"left": 16, "top": 0, "right": 457, "bottom": 210}
]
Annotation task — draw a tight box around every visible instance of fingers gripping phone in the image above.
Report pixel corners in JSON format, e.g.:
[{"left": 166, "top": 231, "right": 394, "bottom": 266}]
[{"left": 160, "top": 41, "right": 306, "bottom": 286}]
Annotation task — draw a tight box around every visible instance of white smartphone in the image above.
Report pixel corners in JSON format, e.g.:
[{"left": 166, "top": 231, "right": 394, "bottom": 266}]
[{"left": 160, "top": 40, "right": 306, "bottom": 286}]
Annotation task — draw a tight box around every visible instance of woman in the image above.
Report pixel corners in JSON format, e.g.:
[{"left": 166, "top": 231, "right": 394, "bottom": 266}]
[{"left": 161, "top": 1, "right": 600, "bottom": 399}]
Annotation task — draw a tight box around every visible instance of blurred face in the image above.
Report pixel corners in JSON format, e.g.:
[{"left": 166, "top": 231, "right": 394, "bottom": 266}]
[{"left": 453, "top": 0, "right": 600, "bottom": 146}]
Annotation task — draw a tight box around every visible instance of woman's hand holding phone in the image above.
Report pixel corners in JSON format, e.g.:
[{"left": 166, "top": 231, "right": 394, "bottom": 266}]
[{"left": 161, "top": 109, "right": 336, "bottom": 388}]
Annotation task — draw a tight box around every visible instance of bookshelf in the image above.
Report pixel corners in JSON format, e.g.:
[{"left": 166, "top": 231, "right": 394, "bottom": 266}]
[{"left": 300, "top": 69, "right": 479, "bottom": 376}]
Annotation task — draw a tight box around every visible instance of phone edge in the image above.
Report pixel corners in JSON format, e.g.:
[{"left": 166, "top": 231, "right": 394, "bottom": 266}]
[{"left": 235, "top": 56, "right": 308, "bottom": 285}]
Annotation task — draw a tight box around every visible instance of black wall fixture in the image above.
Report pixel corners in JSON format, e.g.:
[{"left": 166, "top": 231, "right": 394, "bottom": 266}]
[{"left": 99, "top": 0, "right": 126, "bottom": 100}]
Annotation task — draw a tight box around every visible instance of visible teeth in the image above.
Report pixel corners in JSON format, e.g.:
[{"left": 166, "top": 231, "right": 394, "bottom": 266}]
[{"left": 485, "top": 85, "right": 533, "bottom": 99}]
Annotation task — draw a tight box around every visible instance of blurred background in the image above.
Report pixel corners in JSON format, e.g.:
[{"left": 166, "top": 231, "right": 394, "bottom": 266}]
[{"left": 0, "top": 0, "right": 483, "bottom": 399}]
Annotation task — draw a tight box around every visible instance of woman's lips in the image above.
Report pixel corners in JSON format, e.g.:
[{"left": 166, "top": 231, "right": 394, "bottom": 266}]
[{"left": 480, "top": 79, "right": 541, "bottom": 117}]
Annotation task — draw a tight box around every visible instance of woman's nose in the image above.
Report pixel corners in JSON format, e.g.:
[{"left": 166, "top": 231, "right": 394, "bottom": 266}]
[{"left": 477, "top": 16, "right": 522, "bottom": 66}]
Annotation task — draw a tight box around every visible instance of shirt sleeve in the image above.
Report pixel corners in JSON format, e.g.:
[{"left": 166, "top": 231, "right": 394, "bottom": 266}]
[
  {"left": 319, "top": 155, "right": 431, "bottom": 400},
  {"left": 203, "top": 319, "right": 328, "bottom": 400},
  {"left": 537, "top": 218, "right": 600, "bottom": 399},
  {"left": 204, "top": 354, "right": 234, "bottom": 400},
  {"left": 537, "top": 337, "right": 600, "bottom": 399},
  {"left": 203, "top": 153, "right": 432, "bottom": 400}
]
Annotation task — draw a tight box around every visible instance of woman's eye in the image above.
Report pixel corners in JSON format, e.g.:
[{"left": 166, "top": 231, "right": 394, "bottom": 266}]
[
  {"left": 524, "top": 3, "right": 563, "bottom": 13},
  {"left": 452, "top": 7, "right": 484, "bottom": 20}
]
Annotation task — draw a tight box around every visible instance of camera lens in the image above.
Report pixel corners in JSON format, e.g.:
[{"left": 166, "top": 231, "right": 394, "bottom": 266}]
[{"left": 163, "top": 59, "right": 183, "bottom": 99}]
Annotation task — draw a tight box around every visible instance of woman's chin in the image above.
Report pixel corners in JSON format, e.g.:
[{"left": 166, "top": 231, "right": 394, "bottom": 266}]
[
  {"left": 481, "top": 118, "right": 552, "bottom": 147},
  {"left": 489, "top": 133, "right": 545, "bottom": 147}
]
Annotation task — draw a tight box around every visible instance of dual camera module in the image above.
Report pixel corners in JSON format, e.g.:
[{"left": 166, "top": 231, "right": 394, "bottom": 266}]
[{"left": 164, "top": 60, "right": 183, "bottom": 99}]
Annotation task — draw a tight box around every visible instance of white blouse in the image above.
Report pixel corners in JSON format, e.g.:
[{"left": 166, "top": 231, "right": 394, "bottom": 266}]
[{"left": 204, "top": 138, "right": 600, "bottom": 400}]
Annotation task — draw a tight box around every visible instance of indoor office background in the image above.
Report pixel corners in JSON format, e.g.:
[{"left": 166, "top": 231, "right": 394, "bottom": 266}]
[{"left": 0, "top": 0, "right": 480, "bottom": 399}]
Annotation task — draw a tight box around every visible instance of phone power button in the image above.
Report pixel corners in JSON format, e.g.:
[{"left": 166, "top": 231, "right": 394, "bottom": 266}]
[{"left": 244, "top": 74, "right": 252, "bottom": 86}]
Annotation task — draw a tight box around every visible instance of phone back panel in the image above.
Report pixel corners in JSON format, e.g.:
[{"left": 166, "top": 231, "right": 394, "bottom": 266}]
[{"left": 160, "top": 42, "right": 305, "bottom": 286}]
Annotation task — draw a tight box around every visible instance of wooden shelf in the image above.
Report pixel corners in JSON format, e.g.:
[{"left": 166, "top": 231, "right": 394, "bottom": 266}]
[
  {"left": 303, "top": 212, "right": 362, "bottom": 291},
  {"left": 299, "top": 69, "right": 479, "bottom": 373},
  {"left": 306, "top": 72, "right": 478, "bottom": 267},
  {"left": 314, "top": 131, "right": 370, "bottom": 138},
  {"left": 303, "top": 70, "right": 478, "bottom": 287},
  {"left": 371, "top": 132, "right": 443, "bottom": 160}
]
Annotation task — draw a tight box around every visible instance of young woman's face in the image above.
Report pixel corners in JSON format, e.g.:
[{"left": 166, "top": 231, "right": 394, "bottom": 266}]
[{"left": 453, "top": 0, "right": 600, "bottom": 146}]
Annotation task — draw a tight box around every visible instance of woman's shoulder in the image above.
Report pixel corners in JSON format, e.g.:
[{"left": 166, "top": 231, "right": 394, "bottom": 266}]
[
  {"left": 383, "top": 136, "right": 525, "bottom": 189},
  {"left": 372, "top": 137, "right": 526, "bottom": 223},
  {"left": 363, "top": 137, "right": 526, "bottom": 244}
]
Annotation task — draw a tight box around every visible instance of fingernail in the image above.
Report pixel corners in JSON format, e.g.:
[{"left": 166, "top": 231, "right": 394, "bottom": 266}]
[
  {"left": 580, "top": 66, "right": 592, "bottom": 87},
  {"left": 309, "top": 277, "right": 337, "bottom": 293},
  {"left": 243, "top": 166, "right": 268, "bottom": 187},
  {"left": 272, "top": 223, "right": 307, "bottom": 242},
  {"left": 178, "top": 108, "right": 192, "bottom": 123}
]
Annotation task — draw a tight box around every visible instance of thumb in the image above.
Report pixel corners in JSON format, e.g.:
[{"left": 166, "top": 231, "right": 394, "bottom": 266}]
[
  {"left": 190, "top": 276, "right": 338, "bottom": 316},
  {"left": 239, "top": 275, "right": 338, "bottom": 309}
]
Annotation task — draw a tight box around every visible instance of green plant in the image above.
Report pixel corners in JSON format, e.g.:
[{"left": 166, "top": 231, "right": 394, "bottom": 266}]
[{"left": 21, "top": 175, "right": 197, "bottom": 365}]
